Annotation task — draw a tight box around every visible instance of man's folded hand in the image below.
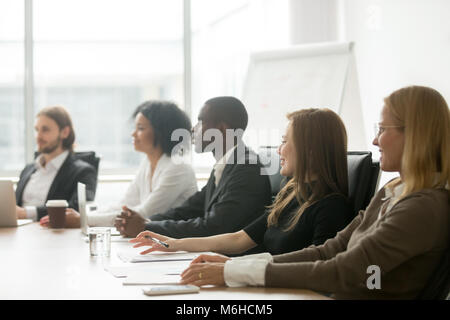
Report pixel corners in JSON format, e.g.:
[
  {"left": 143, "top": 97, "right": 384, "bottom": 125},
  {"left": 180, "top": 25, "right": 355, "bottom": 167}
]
[{"left": 114, "top": 206, "right": 146, "bottom": 238}]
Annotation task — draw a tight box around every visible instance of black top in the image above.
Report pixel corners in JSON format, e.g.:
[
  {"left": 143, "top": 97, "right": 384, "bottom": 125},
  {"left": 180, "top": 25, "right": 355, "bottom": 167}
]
[
  {"left": 16, "top": 153, "right": 97, "bottom": 220},
  {"left": 146, "top": 145, "right": 272, "bottom": 238},
  {"left": 243, "top": 194, "right": 353, "bottom": 255}
]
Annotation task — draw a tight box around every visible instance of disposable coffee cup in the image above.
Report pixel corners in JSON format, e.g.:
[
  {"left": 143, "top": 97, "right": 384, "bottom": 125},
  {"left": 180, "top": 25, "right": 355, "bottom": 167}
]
[{"left": 46, "top": 200, "right": 69, "bottom": 228}]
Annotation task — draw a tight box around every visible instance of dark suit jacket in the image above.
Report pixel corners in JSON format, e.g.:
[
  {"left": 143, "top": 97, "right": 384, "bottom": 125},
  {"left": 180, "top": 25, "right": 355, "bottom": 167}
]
[
  {"left": 146, "top": 146, "right": 272, "bottom": 238},
  {"left": 16, "top": 153, "right": 97, "bottom": 220}
]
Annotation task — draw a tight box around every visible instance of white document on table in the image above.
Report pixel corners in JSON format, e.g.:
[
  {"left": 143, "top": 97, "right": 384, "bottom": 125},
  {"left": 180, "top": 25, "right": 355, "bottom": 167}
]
[
  {"left": 117, "top": 251, "right": 212, "bottom": 263},
  {"left": 122, "top": 272, "right": 181, "bottom": 285},
  {"left": 105, "top": 263, "right": 188, "bottom": 278}
]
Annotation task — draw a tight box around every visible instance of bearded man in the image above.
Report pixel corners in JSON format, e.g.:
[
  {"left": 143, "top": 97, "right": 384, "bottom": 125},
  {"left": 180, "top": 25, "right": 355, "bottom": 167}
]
[{"left": 15, "top": 106, "right": 97, "bottom": 227}]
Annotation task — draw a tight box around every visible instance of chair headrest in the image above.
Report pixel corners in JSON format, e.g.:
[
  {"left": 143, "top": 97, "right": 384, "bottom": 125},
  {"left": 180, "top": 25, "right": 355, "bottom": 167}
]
[
  {"left": 347, "top": 151, "right": 377, "bottom": 214},
  {"left": 347, "top": 152, "right": 373, "bottom": 192},
  {"left": 73, "top": 151, "right": 96, "bottom": 162},
  {"left": 258, "top": 147, "right": 284, "bottom": 196},
  {"left": 73, "top": 151, "right": 100, "bottom": 172}
]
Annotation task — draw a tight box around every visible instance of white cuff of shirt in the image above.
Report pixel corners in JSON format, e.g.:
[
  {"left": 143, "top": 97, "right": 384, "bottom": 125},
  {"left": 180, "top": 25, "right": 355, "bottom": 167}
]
[
  {"left": 87, "top": 211, "right": 151, "bottom": 227},
  {"left": 224, "top": 253, "right": 273, "bottom": 287},
  {"left": 87, "top": 211, "right": 119, "bottom": 227},
  {"left": 232, "top": 252, "right": 273, "bottom": 261},
  {"left": 24, "top": 206, "right": 38, "bottom": 222}
]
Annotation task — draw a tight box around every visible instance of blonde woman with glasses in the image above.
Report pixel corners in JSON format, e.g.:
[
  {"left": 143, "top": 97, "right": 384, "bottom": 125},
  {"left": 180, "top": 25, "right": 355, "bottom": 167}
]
[{"left": 177, "top": 85, "right": 449, "bottom": 300}]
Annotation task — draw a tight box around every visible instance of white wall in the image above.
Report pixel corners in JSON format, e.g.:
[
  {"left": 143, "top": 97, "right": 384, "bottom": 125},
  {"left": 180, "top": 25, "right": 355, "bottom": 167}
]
[
  {"left": 289, "top": 0, "right": 340, "bottom": 43},
  {"left": 343, "top": 0, "right": 450, "bottom": 148},
  {"left": 342, "top": 0, "right": 450, "bottom": 185},
  {"left": 290, "top": 0, "right": 450, "bottom": 187}
]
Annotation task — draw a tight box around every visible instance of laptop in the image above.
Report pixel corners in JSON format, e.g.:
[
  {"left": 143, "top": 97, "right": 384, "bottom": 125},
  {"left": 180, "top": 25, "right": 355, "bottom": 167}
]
[
  {"left": 77, "top": 182, "right": 120, "bottom": 236},
  {"left": 78, "top": 182, "right": 88, "bottom": 234},
  {"left": 0, "top": 180, "right": 33, "bottom": 227}
]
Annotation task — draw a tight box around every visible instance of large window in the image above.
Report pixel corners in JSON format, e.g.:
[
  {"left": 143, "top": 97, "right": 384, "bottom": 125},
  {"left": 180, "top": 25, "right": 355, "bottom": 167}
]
[
  {"left": 0, "top": 0, "right": 290, "bottom": 175},
  {"left": 33, "top": 0, "right": 184, "bottom": 171},
  {"left": 0, "top": 1, "right": 25, "bottom": 171}
]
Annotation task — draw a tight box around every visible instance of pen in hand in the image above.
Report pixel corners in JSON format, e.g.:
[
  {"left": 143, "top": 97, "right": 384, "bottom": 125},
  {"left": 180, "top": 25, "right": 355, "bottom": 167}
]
[{"left": 144, "top": 235, "right": 169, "bottom": 248}]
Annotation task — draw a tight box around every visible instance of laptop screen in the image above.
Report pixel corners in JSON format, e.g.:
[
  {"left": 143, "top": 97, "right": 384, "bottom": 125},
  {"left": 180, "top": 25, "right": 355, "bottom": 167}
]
[{"left": 77, "top": 182, "right": 87, "bottom": 234}]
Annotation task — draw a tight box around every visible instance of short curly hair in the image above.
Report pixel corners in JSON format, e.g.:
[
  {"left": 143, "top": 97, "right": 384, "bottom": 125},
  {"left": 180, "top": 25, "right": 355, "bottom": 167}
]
[
  {"left": 133, "top": 100, "right": 192, "bottom": 156},
  {"left": 204, "top": 96, "right": 248, "bottom": 131}
]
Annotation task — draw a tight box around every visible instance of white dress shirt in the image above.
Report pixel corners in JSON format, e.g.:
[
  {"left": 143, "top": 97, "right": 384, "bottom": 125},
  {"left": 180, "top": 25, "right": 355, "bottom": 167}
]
[
  {"left": 224, "top": 252, "right": 273, "bottom": 287},
  {"left": 22, "top": 150, "right": 70, "bottom": 221},
  {"left": 88, "top": 154, "right": 198, "bottom": 226},
  {"left": 378, "top": 182, "right": 405, "bottom": 220},
  {"left": 213, "top": 145, "right": 237, "bottom": 186}
]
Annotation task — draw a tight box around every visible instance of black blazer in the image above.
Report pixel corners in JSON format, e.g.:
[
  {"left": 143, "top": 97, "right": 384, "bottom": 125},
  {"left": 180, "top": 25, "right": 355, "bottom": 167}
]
[
  {"left": 146, "top": 145, "right": 272, "bottom": 238},
  {"left": 16, "top": 153, "right": 97, "bottom": 220}
]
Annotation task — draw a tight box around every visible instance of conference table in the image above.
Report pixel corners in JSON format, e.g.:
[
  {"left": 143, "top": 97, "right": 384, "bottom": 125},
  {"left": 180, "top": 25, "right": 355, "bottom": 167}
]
[{"left": 0, "top": 223, "right": 329, "bottom": 300}]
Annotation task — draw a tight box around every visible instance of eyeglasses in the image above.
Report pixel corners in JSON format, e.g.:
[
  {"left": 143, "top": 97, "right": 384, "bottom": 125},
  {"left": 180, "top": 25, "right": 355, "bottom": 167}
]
[{"left": 373, "top": 123, "right": 404, "bottom": 137}]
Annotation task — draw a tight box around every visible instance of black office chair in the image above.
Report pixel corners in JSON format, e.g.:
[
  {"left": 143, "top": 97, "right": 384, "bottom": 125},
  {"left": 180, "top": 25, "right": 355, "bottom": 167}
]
[
  {"left": 258, "top": 146, "right": 285, "bottom": 200},
  {"left": 73, "top": 151, "right": 101, "bottom": 193},
  {"left": 259, "top": 148, "right": 380, "bottom": 215},
  {"left": 417, "top": 249, "right": 450, "bottom": 300},
  {"left": 72, "top": 151, "right": 101, "bottom": 175},
  {"left": 347, "top": 151, "right": 380, "bottom": 216}
]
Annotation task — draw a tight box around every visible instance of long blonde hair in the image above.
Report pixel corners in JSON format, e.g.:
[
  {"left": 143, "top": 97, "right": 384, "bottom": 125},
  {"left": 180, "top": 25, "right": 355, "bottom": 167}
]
[
  {"left": 384, "top": 86, "right": 450, "bottom": 196},
  {"left": 267, "top": 108, "right": 349, "bottom": 231}
]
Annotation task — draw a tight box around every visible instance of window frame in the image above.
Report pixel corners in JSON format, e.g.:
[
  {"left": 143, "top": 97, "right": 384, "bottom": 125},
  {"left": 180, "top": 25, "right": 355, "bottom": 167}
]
[{"left": 0, "top": 0, "right": 193, "bottom": 180}]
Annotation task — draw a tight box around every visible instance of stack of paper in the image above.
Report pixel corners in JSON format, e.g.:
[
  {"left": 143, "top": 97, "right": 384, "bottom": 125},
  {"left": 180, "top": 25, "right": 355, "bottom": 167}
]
[
  {"left": 122, "top": 272, "right": 181, "bottom": 285},
  {"left": 117, "top": 251, "right": 209, "bottom": 263},
  {"left": 105, "top": 263, "right": 187, "bottom": 278}
]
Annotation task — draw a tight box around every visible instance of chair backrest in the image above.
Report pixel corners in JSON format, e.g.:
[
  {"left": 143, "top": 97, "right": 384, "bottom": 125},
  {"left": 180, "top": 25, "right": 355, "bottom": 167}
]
[
  {"left": 417, "top": 249, "right": 450, "bottom": 300},
  {"left": 259, "top": 148, "right": 380, "bottom": 215},
  {"left": 72, "top": 151, "right": 101, "bottom": 174},
  {"left": 347, "top": 151, "right": 380, "bottom": 216},
  {"left": 258, "top": 146, "right": 285, "bottom": 199},
  {"left": 72, "top": 151, "right": 101, "bottom": 194}
]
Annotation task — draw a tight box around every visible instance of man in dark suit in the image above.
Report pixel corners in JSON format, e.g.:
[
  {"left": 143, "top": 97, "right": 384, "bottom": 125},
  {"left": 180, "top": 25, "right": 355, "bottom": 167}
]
[
  {"left": 15, "top": 106, "right": 97, "bottom": 226},
  {"left": 115, "top": 96, "right": 272, "bottom": 238}
]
